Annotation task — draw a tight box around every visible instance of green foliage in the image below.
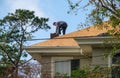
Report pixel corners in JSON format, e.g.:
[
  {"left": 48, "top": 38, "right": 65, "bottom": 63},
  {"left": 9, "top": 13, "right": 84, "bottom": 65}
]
[
  {"left": 71, "top": 66, "right": 110, "bottom": 78},
  {"left": 0, "top": 9, "right": 50, "bottom": 77},
  {"left": 71, "top": 69, "right": 87, "bottom": 78},
  {"left": 112, "top": 66, "right": 120, "bottom": 78},
  {"left": 67, "top": 0, "right": 120, "bottom": 28},
  {"left": 110, "top": 9, "right": 120, "bottom": 27},
  {"left": 55, "top": 72, "right": 69, "bottom": 78},
  {"left": 55, "top": 66, "right": 110, "bottom": 78}
]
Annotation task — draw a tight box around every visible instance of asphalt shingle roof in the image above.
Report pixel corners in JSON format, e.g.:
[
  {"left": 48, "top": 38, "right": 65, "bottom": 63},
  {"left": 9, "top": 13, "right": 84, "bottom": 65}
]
[{"left": 31, "top": 23, "right": 111, "bottom": 47}]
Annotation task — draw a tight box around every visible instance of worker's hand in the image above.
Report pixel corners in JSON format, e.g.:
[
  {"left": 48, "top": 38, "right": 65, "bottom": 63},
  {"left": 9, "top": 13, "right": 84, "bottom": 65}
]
[{"left": 60, "top": 28, "right": 62, "bottom": 30}]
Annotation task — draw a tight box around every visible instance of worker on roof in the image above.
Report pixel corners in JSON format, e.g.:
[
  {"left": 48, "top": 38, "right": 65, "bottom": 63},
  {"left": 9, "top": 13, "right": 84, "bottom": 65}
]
[{"left": 53, "top": 21, "right": 68, "bottom": 35}]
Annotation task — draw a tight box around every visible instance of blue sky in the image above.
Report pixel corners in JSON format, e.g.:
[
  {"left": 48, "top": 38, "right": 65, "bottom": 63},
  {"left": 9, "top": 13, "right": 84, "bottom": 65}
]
[{"left": 0, "top": 0, "right": 90, "bottom": 45}]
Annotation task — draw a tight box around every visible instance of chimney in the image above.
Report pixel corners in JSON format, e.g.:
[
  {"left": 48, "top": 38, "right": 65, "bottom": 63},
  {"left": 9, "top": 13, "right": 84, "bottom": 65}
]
[{"left": 50, "top": 33, "right": 59, "bottom": 39}]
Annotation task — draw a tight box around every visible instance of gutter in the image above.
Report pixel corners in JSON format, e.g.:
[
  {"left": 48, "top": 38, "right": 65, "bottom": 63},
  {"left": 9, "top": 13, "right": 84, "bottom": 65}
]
[{"left": 74, "top": 36, "right": 113, "bottom": 45}]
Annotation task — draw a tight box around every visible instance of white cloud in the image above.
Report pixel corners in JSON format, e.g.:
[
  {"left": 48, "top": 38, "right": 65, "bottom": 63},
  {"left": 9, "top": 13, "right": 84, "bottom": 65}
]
[{"left": 5, "top": 0, "right": 47, "bottom": 17}]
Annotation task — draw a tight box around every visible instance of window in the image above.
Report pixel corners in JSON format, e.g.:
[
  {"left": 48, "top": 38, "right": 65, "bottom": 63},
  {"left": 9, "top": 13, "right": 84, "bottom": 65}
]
[
  {"left": 55, "top": 61, "right": 71, "bottom": 76},
  {"left": 55, "top": 59, "right": 80, "bottom": 76},
  {"left": 71, "top": 59, "right": 80, "bottom": 71},
  {"left": 112, "top": 52, "right": 120, "bottom": 78}
]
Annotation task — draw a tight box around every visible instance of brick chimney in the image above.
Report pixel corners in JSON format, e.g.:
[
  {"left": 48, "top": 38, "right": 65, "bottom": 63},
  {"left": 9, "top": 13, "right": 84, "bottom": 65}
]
[{"left": 50, "top": 33, "right": 59, "bottom": 39}]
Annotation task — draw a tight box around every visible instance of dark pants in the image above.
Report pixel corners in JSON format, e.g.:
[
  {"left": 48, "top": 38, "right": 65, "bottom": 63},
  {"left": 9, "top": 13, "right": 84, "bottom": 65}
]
[{"left": 59, "top": 23, "right": 67, "bottom": 35}]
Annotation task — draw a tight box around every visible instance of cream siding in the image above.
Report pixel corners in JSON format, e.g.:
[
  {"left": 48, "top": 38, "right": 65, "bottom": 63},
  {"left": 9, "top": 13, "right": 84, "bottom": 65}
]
[
  {"left": 80, "top": 58, "right": 92, "bottom": 68},
  {"left": 92, "top": 49, "right": 108, "bottom": 67}
]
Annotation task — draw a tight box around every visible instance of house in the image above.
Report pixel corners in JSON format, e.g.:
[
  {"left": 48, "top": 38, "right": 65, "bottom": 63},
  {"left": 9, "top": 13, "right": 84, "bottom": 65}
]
[{"left": 25, "top": 23, "right": 120, "bottom": 78}]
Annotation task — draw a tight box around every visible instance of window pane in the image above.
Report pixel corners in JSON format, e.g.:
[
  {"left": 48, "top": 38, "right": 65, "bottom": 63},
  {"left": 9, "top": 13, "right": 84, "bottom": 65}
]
[
  {"left": 55, "top": 61, "right": 71, "bottom": 76},
  {"left": 71, "top": 59, "right": 80, "bottom": 71},
  {"left": 112, "top": 53, "right": 120, "bottom": 78}
]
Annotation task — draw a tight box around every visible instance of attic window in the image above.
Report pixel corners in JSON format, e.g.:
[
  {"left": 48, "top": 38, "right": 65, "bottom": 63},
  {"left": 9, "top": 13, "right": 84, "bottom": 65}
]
[{"left": 97, "top": 32, "right": 110, "bottom": 36}]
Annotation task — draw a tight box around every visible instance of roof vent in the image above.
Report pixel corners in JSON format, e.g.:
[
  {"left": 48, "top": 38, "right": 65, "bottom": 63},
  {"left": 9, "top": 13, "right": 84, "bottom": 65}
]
[{"left": 97, "top": 32, "right": 110, "bottom": 36}]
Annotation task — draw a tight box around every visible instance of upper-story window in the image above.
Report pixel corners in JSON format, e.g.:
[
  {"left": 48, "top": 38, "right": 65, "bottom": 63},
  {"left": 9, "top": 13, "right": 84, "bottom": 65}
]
[{"left": 112, "top": 52, "right": 120, "bottom": 78}]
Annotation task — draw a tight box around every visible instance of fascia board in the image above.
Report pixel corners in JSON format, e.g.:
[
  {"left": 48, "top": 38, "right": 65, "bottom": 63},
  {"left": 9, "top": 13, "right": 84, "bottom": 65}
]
[
  {"left": 25, "top": 46, "right": 81, "bottom": 53},
  {"left": 24, "top": 46, "right": 80, "bottom": 50},
  {"left": 25, "top": 46, "right": 92, "bottom": 56},
  {"left": 74, "top": 36, "right": 112, "bottom": 45}
]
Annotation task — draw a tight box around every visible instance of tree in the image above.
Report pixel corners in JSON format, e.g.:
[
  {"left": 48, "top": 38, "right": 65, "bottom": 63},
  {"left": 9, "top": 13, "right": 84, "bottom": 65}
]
[
  {"left": 0, "top": 9, "right": 50, "bottom": 78},
  {"left": 67, "top": 1, "right": 120, "bottom": 78},
  {"left": 18, "top": 60, "right": 41, "bottom": 78},
  {"left": 67, "top": 0, "right": 120, "bottom": 28},
  {"left": 67, "top": 0, "right": 120, "bottom": 53}
]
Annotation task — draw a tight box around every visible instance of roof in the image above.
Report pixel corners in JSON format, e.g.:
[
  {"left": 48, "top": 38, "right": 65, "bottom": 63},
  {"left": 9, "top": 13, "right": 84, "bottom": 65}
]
[{"left": 31, "top": 23, "right": 111, "bottom": 47}]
